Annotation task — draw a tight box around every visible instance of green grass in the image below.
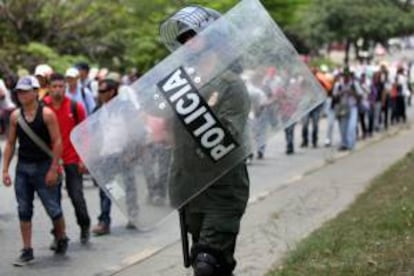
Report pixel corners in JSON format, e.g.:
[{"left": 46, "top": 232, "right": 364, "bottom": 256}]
[{"left": 267, "top": 152, "right": 414, "bottom": 276}]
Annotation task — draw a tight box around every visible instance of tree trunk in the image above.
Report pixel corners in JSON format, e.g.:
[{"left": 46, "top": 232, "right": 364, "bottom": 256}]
[{"left": 344, "top": 39, "right": 351, "bottom": 66}]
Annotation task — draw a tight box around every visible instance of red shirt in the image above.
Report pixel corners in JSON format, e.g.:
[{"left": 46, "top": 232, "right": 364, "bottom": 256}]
[{"left": 43, "top": 96, "right": 86, "bottom": 164}]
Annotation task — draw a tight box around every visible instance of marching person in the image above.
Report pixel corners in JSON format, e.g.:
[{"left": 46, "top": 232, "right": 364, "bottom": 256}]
[
  {"left": 2, "top": 76, "right": 68, "bottom": 266},
  {"left": 91, "top": 78, "right": 140, "bottom": 235},
  {"left": 43, "top": 73, "right": 91, "bottom": 245},
  {"left": 160, "top": 6, "right": 251, "bottom": 276},
  {"left": 65, "top": 67, "right": 96, "bottom": 115}
]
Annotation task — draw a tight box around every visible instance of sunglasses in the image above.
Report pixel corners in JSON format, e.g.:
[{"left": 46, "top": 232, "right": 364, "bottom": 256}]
[
  {"left": 51, "top": 84, "right": 65, "bottom": 88},
  {"left": 98, "top": 88, "right": 111, "bottom": 94},
  {"left": 176, "top": 30, "right": 197, "bottom": 45}
]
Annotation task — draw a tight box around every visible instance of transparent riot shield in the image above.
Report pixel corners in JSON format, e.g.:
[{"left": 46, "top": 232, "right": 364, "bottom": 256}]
[{"left": 71, "top": 0, "right": 326, "bottom": 230}]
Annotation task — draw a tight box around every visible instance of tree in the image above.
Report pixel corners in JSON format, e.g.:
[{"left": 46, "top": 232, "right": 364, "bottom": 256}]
[
  {"left": 292, "top": 0, "right": 414, "bottom": 63},
  {"left": 0, "top": 0, "right": 127, "bottom": 72}
]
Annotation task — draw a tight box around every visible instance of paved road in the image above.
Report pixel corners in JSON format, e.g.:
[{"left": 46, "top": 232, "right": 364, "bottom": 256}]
[
  {"left": 1, "top": 64, "right": 413, "bottom": 275},
  {"left": 121, "top": 114, "right": 414, "bottom": 276},
  {"left": 2, "top": 106, "right": 413, "bottom": 276},
  {"left": 0, "top": 107, "right": 346, "bottom": 276}
]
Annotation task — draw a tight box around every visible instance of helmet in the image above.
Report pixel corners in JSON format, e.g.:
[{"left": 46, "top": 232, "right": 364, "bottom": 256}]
[{"left": 160, "top": 6, "right": 221, "bottom": 52}]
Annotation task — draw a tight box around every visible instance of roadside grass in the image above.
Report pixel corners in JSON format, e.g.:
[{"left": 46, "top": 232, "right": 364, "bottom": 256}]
[{"left": 267, "top": 152, "right": 414, "bottom": 276}]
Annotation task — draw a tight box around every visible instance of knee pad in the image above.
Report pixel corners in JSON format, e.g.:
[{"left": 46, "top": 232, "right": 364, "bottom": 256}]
[{"left": 193, "top": 252, "right": 219, "bottom": 276}]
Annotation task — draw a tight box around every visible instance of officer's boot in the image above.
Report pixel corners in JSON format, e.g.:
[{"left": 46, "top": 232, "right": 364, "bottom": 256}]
[{"left": 193, "top": 252, "right": 219, "bottom": 276}]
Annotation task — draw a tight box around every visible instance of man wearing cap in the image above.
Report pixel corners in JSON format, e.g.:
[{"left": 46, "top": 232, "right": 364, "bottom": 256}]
[
  {"left": 2, "top": 76, "right": 68, "bottom": 266},
  {"left": 65, "top": 67, "right": 96, "bottom": 115},
  {"left": 159, "top": 6, "right": 251, "bottom": 276}
]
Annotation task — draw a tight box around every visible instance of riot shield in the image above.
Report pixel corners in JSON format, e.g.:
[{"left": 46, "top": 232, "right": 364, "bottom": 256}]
[{"left": 70, "top": 0, "right": 326, "bottom": 230}]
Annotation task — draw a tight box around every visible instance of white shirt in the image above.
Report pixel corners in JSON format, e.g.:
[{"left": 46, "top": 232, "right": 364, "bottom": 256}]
[
  {"left": 0, "top": 79, "right": 16, "bottom": 110},
  {"left": 396, "top": 74, "right": 411, "bottom": 96}
]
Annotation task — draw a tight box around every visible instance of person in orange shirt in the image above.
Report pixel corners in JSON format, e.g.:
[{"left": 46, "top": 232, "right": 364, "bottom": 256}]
[{"left": 34, "top": 64, "right": 53, "bottom": 100}]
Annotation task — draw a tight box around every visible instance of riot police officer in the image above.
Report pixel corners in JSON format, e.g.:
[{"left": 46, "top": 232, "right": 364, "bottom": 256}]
[{"left": 160, "top": 6, "right": 251, "bottom": 276}]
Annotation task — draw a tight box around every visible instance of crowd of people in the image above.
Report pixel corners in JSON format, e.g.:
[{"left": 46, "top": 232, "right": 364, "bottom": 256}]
[
  {"left": 246, "top": 60, "right": 414, "bottom": 159},
  {"left": 0, "top": 63, "right": 141, "bottom": 266},
  {"left": 0, "top": 58, "right": 413, "bottom": 265},
  {"left": 0, "top": 1, "right": 412, "bottom": 274},
  {"left": 0, "top": 57, "right": 413, "bottom": 269}
]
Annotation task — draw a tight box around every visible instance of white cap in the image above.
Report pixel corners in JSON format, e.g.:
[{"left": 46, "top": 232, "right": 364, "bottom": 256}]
[
  {"left": 97, "top": 68, "right": 109, "bottom": 80},
  {"left": 15, "top": 76, "right": 39, "bottom": 91},
  {"left": 30, "top": 76, "right": 40, "bottom": 89},
  {"left": 65, "top": 67, "right": 79, "bottom": 78},
  {"left": 34, "top": 64, "right": 53, "bottom": 77},
  {"left": 88, "top": 67, "right": 99, "bottom": 80},
  {"left": 105, "top": 71, "right": 121, "bottom": 83}
]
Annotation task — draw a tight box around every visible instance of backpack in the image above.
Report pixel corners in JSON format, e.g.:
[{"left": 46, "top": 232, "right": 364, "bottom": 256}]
[
  {"left": 42, "top": 98, "right": 80, "bottom": 125},
  {"left": 80, "top": 86, "right": 89, "bottom": 113},
  {"left": 70, "top": 98, "right": 79, "bottom": 124}
]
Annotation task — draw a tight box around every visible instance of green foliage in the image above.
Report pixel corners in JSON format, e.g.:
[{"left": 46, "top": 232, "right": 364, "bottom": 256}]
[
  {"left": 0, "top": 0, "right": 413, "bottom": 74},
  {"left": 292, "top": 0, "right": 414, "bottom": 51},
  {"left": 309, "top": 56, "right": 339, "bottom": 70},
  {"left": 21, "top": 42, "right": 88, "bottom": 73},
  {"left": 262, "top": 0, "right": 310, "bottom": 27}
]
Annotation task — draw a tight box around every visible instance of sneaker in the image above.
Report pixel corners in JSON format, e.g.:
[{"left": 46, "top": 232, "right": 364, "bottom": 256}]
[
  {"left": 49, "top": 228, "right": 57, "bottom": 251},
  {"left": 13, "top": 248, "right": 34, "bottom": 267},
  {"left": 80, "top": 226, "right": 90, "bottom": 245},
  {"left": 49, "top": 239, "right": 57, "bottom": 251},
  {"left": 54, "top": 237, "right": 69, "bottom": 255},
  {"left": 338, "top": 146, "right": 349, "bottom": 151},
  {"left": 151, "top": 195, "right": 165, "bottom": 206},
  {"left": 92, "top": 223, "right": 110, "bottom": 236},
  {"left": 126, "top": 222, "right": 138, "bottom": 230}
]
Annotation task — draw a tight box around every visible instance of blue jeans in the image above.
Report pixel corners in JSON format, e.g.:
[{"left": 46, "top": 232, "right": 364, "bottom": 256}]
[
  {"left": 347, "top": 107, "right": 358, "bottom": 149},
  {"left": 285, "top": 124, "right": 296, "bottom": 152},
  {"left": 96, "top": 156, "right": 139, "bottom": 226},
  {"left": 15, "top": 160, "right": 63, "bottom": 222},
  {"left": 98, "top": 186, "right": 112, "bottom": 226},
  {"left": 338, "top": 106, "right": 358, "bottom": 149},
  {"left": 301, "top": 104, "right": 322, "bottom": 146},
  {"left": 325, "top": 98, "right": 336, "bottom": 145},
  {"left": 142, "top": 143, "right": 171, "bottom": 199}
]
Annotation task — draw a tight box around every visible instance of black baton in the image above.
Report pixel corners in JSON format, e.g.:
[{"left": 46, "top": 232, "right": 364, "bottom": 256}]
[{"left": 179, "top": 207, "right": 191, "bottom": 268}]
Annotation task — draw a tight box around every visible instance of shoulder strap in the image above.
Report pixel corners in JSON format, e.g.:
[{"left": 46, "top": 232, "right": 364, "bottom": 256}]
[
  {"left": 17, "top": 108, "right": 54, "bottom": 158},
  {"left": 70, "top": 99, "right": 79, "bottom": 124},
  {"left": 80, "top": 86, "right": 89, "bottom": 113}
]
